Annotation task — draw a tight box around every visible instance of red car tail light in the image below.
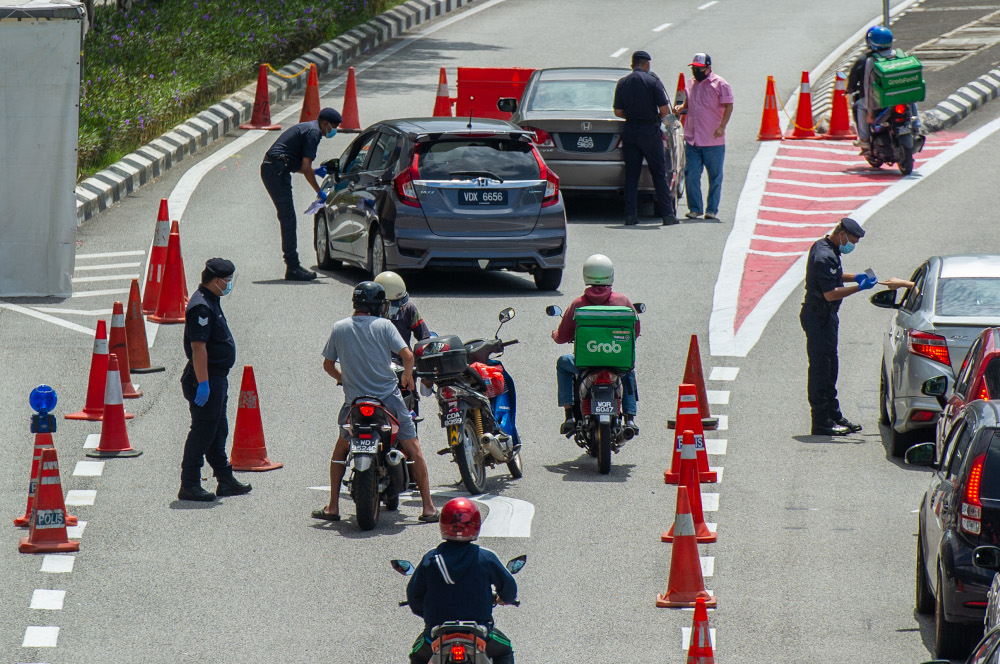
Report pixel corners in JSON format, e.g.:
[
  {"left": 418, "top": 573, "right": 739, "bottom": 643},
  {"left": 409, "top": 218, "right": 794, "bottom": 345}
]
[
  {"left": 978, "top": 383, "right": 990, "bottom": 401},
  {"left": 531, "top": 148, "right": 559, "bottom": 207},
  {"left": 522, "top": 126, "right": 554, "bottom": 148},
  {"left": 394, "top": 153, "right": 421, "bottom": 207},
  {"left": 907, "top": 330, "right": 950, "bottom": 366},
  {"left": 911, "top": 410, "right": 936, "bottom": 423},
  {"left": 961, "top": 453, "right": 985, "bottom": 536}
]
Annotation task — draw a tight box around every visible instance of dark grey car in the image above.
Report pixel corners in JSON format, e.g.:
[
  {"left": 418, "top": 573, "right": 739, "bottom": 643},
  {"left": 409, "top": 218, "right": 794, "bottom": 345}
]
[{"left": 313, "top": 117, "right": 567, "bottom": 291}]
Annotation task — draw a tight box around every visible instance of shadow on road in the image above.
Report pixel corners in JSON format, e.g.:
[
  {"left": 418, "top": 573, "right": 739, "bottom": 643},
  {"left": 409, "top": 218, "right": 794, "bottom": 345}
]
[
  {"left": 543, "top": 455, "right": 634, "bottom": 481},
  {"left": 792, "top": 433, "right": 866, "bottom": 445},
  {"left": 168, "top": 499, "right": 222, "bottom": 510}
]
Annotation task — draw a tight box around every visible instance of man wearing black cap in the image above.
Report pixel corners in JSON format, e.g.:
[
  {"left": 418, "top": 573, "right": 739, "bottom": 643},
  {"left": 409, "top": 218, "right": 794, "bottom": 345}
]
[
  {"left": 800, "top": 218, "right": 881, "bottom": 436},
  {"left": 261, "top": 107, "right": 343, "bottom": 281},
  {"left": 179, "top": 258, "right": 252, "bottom": 501},
  {"left": 613, "top": 50, "right": 677, "bottom": 226}
]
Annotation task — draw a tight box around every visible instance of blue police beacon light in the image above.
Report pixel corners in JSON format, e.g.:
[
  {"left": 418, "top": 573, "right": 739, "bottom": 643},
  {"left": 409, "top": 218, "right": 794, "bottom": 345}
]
[{"left": 29, "top": 385, "right": 57, "bottom": 434}]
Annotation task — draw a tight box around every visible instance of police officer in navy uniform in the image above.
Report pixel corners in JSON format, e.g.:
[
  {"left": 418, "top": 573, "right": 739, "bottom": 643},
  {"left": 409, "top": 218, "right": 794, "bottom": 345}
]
[
  {"left": 179, "top": 258, "right": 252, "bottom": 501},
  {"left": 800, "top": 218, "right": 882, "bottom": 436},
  {"left": 613, "top": 50, "right": 677, "bottom": 226},
  {"left": 261, "top": 107, "right": 342, "bottom": 281}
]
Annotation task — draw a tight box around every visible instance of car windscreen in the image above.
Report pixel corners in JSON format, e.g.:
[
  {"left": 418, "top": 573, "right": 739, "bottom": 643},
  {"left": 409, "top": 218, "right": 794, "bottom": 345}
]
[
  {"left": 526, "top": 79, "right": 617, "bottom": 112},
  {"left": 935, "top": 278, "right": 1000, "bottom": 317},
  {"left": 416, "top": 139, "right": 540, "bottom": 181}
]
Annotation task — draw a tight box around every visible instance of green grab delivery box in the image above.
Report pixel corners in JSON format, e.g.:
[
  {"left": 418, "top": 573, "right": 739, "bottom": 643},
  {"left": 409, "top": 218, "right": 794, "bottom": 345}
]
[
  {"left": 872, "top": 50, "right": 926, "bottom": 107},
  {"left": 573, "top": 305, "right": 638, "bottom": 370}
]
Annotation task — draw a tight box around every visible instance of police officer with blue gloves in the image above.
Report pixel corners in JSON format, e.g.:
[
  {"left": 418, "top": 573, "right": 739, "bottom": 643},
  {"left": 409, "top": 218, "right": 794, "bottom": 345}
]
[
  {"left": 613, "top": 50, "right": 677, "bottom": 227},
  {"left": 800, "top": 218, "right": 885, "bottom": 436},
  {"left": 179, "top": 258, "right": 252, "bottom": 501},
  {"left": 261, "top": 107, "right": 342, "bottom": 281}
]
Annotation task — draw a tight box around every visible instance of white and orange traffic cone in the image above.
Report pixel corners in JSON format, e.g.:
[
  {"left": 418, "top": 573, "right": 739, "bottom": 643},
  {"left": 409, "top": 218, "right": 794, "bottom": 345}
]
[
  {"left": 19, "top": 447, "right": 80, "bottom": 554},
  {"left": 686, "top": 597, "right": 716, "bottom": 663},
  {"left": 665, "top": 384, "right": 717, "bottom": 485},
  {"left": 786, "top": 71, "right": 817, "bottom": 139},
  {"left": 126, "top": 279, "right": 164, "bottom": 374},
  {"left": 15, "top": 432, "right": 77, "bottom": 528},
  {"left": 109, "top": 301, "right": 142, "bottom": 398},
  {"left": 433, "top": 67, "right": 455, "bottom": 117},
  {"left": 86, "top": 355, "right": 142, "bottom": 458},
  {"left": 65, "top": 319, "right": 111, "bottom": 421},
  {"left": 757, "top": 76, "right": 784, "bottom": 141},
  {"left": 149, "top": 222, "right": 188, "bottom": 324},
  {"left": 230, "top": 366, "right": 283, "bottom": 471},
  {"left": 142, "top": 199, "right": 171, "bottom": 315},
  {"left": 662, "top": 430, "right": 717, "bottom": 544},
  {"left": 340, "top": 66, "right": 362, "bottom": 132},
  {"left": 656, "top": 488, "right": 716, "bottom": 609},
  {"left": 675, "top": 73, "right": 687, "bottom": 127},
  {"left": 822, "top": 70, "right": 857, "bottom": 139}
]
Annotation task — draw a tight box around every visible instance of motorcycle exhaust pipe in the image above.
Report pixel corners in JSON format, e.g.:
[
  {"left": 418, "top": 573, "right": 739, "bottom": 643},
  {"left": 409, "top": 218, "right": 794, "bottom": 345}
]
[
  {"left": 622, "top": 426, "right": 635, "bottom": 441},
  {"left": 386, "top": 449, "right": 406, "bottom": 467},
  {"left": 480, "top": 434, "right": 509, "bottom": 461}
]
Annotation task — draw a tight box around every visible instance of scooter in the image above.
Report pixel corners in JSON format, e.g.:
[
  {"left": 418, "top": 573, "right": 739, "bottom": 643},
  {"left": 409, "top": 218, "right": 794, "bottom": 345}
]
[
  {"left": 414, "top": 308, "right": 522, "bottom": 495},
  {"left": 392, "top": 555, "right": 525, "bottom": 664},
  {"left": 866, "top": 103, "right": 925, "bottom": 175}
]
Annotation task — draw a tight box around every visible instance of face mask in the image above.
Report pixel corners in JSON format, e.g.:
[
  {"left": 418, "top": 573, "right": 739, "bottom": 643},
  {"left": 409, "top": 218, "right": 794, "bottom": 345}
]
[
  {"left": 387, "top": 303, "right": 401, "bottom": 318},
  {"left": 326, "top": 127, "right": 337, "bottom": 139},
  {"left": 692, "top": 68, "right": 709, "bottom": 82},
  {"left": 220, "top": 278, "right": 233, "bottom": 296},
  {"left": 840, "top": 240, "right": 855, "bottom": 255}
]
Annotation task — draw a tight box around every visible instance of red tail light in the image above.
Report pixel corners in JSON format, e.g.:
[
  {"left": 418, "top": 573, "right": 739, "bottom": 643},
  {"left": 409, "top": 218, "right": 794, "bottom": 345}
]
[
  {"left": 593, "top": 370, "right": 614, "bottom": 385},
  {"left": 394, "top": 153, "right": 421, "bottom": 207},
  {"left": 531, "top": 148, "right": 559, "bottom": 207},
  {"left": 911, "top": 410, "right": 936, "bottom": 423},
  {"left": 907, "top": 330, "right": 950, "bottom": 366},
  {"left": 439, "top": 386, "right": 456, "bottom": 400},
  {"left": 978, "top": 383, "right": 990, "bottom": 401},
  {"left": 894, "top": 104, "right": 908, "bottom": 114},
  {"left": 449, "top": 644, "right": 467, "bottom": 661},
  {"left": 522, "top": 126, "right": 554, "bottom": 148},
  {"left": 961, "top": 453, "right": 985, "bottom": 536},
  {"left": 359, "top": 404, "right": 376, "bottom": 417}
]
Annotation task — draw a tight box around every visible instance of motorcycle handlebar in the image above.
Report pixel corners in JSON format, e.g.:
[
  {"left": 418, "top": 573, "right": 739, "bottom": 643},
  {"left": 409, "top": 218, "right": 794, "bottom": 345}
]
[
  {"left": 501, "top": 339, "right": 519, "bottom": 347},
  {"left": 399, "top": 600, "right": 408, "bottom": 607}
]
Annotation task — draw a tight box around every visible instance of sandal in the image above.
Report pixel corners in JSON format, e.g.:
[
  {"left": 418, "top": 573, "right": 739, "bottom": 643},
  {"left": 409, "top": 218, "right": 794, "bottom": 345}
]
[
  {"left": 417, "top": 512, "right": 440, "bottom": 523},
  {"left": 311, "top": 508, "right": 340, "bottom": 522}
]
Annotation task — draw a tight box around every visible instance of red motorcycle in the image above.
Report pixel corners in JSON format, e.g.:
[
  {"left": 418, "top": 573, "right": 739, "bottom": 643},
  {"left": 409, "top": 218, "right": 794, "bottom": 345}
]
[{"left": 342, "top": 396, "right": 410, "bottom": 531}]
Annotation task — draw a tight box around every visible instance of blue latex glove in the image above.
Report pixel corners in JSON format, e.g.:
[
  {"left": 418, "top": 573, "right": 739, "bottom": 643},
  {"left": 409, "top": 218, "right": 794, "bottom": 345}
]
[
  {"left": 314, "top": 165, "right": 327, "bottom": 179},
  {"left": 194, "top": 380, "right": 210, "bottom": 407},
  {"left": 317, "top": 190, "right": 328, "bottom": 203},
  {"left": 857, "top": 275, "right": 877, "bottom": 291}
]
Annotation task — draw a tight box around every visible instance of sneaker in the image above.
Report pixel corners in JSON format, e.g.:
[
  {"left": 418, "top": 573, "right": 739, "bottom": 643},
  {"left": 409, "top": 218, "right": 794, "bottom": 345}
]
[
  {"left": 285, "top": 265, "right": 317, "bottom": 281},
  {"left": 685, "top": 211, "right": 702, "bottom": 219},
  {"left": 704, "top": 212, "right": 718, "bottom": 220},
  {"left": 178, "top": 485, "right": 216, "bottom": 501}
]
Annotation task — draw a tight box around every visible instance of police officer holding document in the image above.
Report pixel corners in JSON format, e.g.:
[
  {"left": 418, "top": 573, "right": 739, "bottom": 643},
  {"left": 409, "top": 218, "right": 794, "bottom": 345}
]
[
  {"left": 800, "top": 218, "right": 909, "bottom": 436},
  {"left": 613, "top": 50, "right": 677, "bottom": 227}
]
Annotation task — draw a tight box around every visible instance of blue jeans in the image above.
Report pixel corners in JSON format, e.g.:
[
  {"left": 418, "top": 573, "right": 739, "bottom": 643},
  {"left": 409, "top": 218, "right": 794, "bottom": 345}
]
[
  {"left": 557, "top": 354, "right": 637, "bottom": 416},
  {"left": 684, "top": 143, "right": 725, "bottom": 216}
]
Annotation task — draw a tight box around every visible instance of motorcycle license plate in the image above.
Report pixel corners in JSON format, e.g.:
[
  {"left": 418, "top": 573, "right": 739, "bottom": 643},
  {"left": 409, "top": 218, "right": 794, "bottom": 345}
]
[
  {"left": 350, "top": 437, "right": 379, "bottom": 454},
  {"left": 898, "top": 127, "right": 911, "bottom": 135},
  {"left": 593, "top": 399, "right": 615, "bottom": 415},
  {"left": 443, "top": 411, "right": 462, "bottom": 427}
]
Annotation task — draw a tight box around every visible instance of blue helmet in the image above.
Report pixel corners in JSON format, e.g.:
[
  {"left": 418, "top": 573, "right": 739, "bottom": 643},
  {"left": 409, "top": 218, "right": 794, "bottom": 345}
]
[{"left": 866, "top": 26, "right": 893, "bottom": 51}]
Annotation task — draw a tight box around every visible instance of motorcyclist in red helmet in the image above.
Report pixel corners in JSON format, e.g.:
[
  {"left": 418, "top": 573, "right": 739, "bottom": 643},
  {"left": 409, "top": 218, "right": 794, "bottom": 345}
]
[{"left": 406, "top": 497, "right": 517, "bottom": 664}]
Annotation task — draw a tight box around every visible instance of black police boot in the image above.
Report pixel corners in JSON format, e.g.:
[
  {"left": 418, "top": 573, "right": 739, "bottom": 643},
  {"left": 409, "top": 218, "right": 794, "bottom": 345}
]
[
  {"left": 662, "top": 215, "right": 679, "bottom": 226},
  {"left": 216, "top": 468, "right": 252, "bottom": 497},
  {"left": 811, "top": 421, "right": 850, "bottom": 436},
  {"left": 624, "top": 216, "right": 639, "bottom": 226},
  {"left": 178, "top": 484, "right": 216, "bottom": 501},
  {"left": 834, "top": 416, "right": 863, "bottom": 433},
  {"left": 285, "top": 264, "right": 317, "bottom": 281}
]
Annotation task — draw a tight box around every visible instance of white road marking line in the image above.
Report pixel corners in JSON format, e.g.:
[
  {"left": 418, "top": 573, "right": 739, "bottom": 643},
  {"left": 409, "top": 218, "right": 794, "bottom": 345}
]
[
  {"left": 709, "top": 367, "right": 739, "bottom": 381},
  {"left": 84, "top": 433, "right": 101, "bottom": 449},
  {"left": 30, "top": 589, "right": 66, "bottom": 610},
  {"left": 77, "top": 250, "right": 145, "bottom": 259},
  {"left": 22, "top": 626, "right": 59, "bottom": 648},
  {"left": 747, "top": 249, "right": 808, "bottom": 257},
  {"left": 911, "top": 509, "right": 919, "bottom": 513},
  {"left": 705, "top": 438, "right": 727, "bottom": 455},
  {"left": 706, "top": 390, "right": 729, "bottom": 405},
  {"left": 30, "top": 308, "right": 113, "bottom": 316},
  {"left": 709, "top": 467, "right": 723, "bottom": 482},
  {"left": 681, "top": 627, "right": 716, "bottom": 650},
  {"left": 715, "top": 415, "right": 728, "bottom": 430},
  {"left": 705, "top": 523, "right": 717, "bottom": 533},
  {"left": 69, "top": 287, "right": 130, "bottom": 299},
  {"left": 71, "top": 274, "right": 140, "bottom": 283},
  {"left": 758, "top": 205, "right": 856, "bottom": 215},
  {"left": 67, "top": 521, "right": 87, "bottom": 539},
  {"left": 755, "top": 219, "right": 838, "bottom": 228},
  {"left": 610, "top": 47, "right": 629, "bottom": 58},
  {"left": 768, "top": 178, "right": 887, "bottom": 188},
  {"left": 769, "top": 166, "right": 864, "bottom": 176},
  {"left": 40, "top": 555, "right": 75, "bottom": 573},
  {"left": 698, "top": 0, "right": 718, "bottom": 8},
  {"left": 772, "top": 155, "right": 871, "bottom": 166},
  {"left": 0, "top": 302, "right": 94, "bottom": 336},
  {"left": 751, "top": 234, "right": 823, "bottom": 243},
  {"left": 763, "top": 191, "right": 870, "bottom": 202},
  {"left": 652, "top": 21, "right": 673, "bottom": 31},
  {"left": 702, "top": 493, "right": 719, "bottom": 512},
  {"left": 74, "top": 262, "right": 142, "bottom": 271},
  {"left": 701, "top": 556, "right": 715, "bottom": 577},
  {"left": 778, "top": 143, "right": 860, "bottom": 155},
  {"left": 73, "top": 460, "right": 105, "bottom": 476},
  {"left": 65, "top": 490, "right": 97, "bottom": 506}
]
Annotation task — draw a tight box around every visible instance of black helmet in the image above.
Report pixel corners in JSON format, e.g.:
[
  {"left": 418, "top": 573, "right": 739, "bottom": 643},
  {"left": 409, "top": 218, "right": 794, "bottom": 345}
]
[{"left": 353, "top": 281, "right": 388, "bottom": 316}]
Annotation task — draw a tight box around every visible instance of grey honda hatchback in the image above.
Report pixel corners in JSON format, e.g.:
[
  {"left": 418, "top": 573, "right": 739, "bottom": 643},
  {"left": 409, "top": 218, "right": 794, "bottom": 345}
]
[{"left": 313, "top": 117, "right": 567, "bottom": 290}]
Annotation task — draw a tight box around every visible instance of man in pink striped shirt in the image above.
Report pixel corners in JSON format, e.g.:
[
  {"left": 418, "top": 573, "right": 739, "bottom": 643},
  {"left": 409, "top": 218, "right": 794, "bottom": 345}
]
[{"left": 673, "top": 53, "right": 733, "bottom": 221}]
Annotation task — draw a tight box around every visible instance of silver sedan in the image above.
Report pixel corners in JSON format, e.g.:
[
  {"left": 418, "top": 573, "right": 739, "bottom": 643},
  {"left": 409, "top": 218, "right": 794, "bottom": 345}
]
[{"left": 872, "top": 254, "right": 1000, "bottom": 456}]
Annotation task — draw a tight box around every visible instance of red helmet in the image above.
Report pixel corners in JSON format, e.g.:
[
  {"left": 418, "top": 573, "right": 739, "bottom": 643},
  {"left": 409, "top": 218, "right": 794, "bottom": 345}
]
[{"left": 440, "top": 497, "right": 481, "bottom": 542}]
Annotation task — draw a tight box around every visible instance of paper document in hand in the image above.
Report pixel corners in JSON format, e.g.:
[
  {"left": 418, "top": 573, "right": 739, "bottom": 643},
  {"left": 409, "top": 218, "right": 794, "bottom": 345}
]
[{"left": 304, "top": 199, "right": 324, "bottom": 215}]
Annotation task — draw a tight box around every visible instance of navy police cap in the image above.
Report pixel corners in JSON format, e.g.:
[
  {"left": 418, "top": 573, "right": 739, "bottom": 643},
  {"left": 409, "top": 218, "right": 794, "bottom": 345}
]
[
  {"left": 839, "top": 217, "right": 865, "bottom": 238},
  {"left": 631, "top": 50, "right": 652, "bottom": 63},
  {"left": 319, "top": 107, "right": 343, "bottom": 125},
  {"left": 204, "top": 257, "right": 235, "bottom": 279}
]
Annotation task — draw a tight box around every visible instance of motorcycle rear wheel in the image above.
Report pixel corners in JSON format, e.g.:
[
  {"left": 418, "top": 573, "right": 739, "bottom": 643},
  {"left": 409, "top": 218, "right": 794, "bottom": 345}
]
[
  {"left": 455, "top": 420, "right": 487, "bottom": 495},
  {"left": 506, "top": 449, "right": 524, "bottom": 479},
  {"left": 353, "top": 468, "right": 380, "bottom": 531},
  {"left": 898, "top": 147, "right": 914, "bottom": 175},
  {"left": 597, "top": 421, "right": 612, "bottom": 475},
  {"left": 865, "top": 155, "right": 883, "bottom": 168}
]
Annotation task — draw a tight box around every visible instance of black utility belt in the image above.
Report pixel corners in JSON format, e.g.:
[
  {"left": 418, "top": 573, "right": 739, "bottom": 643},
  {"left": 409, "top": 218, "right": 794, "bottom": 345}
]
[
  {"left": 624, "top": 119, "right": 659, "bottom": 125},
  {"left": 262, "top": 154, "right": 290, "bottom": 166}
]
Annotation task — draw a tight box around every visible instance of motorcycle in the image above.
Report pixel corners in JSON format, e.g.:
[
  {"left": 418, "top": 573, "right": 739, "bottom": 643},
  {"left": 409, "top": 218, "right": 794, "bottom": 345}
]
[
  {"left": 392, "top": 359, "right": 420, "bottom": 429},
  {"left": 545, "top": 302, "right": 645, "bottom": 475},
  {"left": 865, "top": 103, "right": 925, "bottom": 175},
  {"left": 341, "top": 396, "right": 411, "bottom": 531},
  {"left": 392, "top": 554, "right": 525, "bottom": 664},
  {"left": 414, "top": 307, "right": 523, "bottom": 495}
]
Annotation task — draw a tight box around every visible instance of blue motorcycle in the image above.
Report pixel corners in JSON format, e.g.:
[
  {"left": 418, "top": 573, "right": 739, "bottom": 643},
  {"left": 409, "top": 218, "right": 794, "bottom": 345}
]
[{"left": 414, "top": 308, "right": 522, "bottom": 495}]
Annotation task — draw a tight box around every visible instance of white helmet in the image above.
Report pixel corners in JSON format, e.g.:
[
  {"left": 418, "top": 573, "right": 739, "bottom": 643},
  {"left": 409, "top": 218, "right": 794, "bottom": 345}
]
[
  {"left": 582, "top": 254, "right": 614, "bottom": 286},
  {"left": 374, "top": 271, "right": 408, "bottom": 315}
]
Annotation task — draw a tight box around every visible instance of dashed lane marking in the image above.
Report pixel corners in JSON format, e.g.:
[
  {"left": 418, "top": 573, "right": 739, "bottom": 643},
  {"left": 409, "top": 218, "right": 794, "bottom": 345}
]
[
  {"left": 701, "top": 557, "right": 715, "bottom": 577},
  {"left": 66, "top": 522, "right": 87, "bottom": 539},
  {"left": 705, "top": 439, "right": 727, "bottom": 455},
  {"left": 83, "top": 434, "right": 100, "bottom": 449},
  {"left": 706, "top": 390, "right": 730, "bottom": 405},
  {"left": 681, "top": 627, "right": 716, "bottom": 651},
  {"left": 74, "top": 262, "right": 141, "bottom": 271},
  {"left": 709, "top": 367, "right": 739, "bottom": 381},
  {"left": 709, "top": 467, "right": 724, "bottom": 482},
  {"left": 30, "top": 589, "right": 66, "bottom": 611},
  {"left": 610, "top": 47, "right": 629, "bottom": 58},
  {"left": 697, "top": 0, "right": 718, "bottom": 8},
  {"left": 68, "top": 287, "right": 130, "bottom": 299},
  {"left": 21, "top": 626, "right": 59, "bottom": 648},
  {"left": 703, "top": 493, "right": 719, "bottom": 512},
  {"left": 30, "top": 308, "right": 113, "bottom": 316},
  {"left": 652, "top": 22, "right": 673, "bottom": 31},
  {"left": 65, "top": 490, "right": 96, "bottom": 506},
  {"left": 76, "top": 250, "right": 145, "bottom": 260},
  {"left": 71, "top": 274, "right": 140, "bottom": 283},
  {"left": 73, "top": 461, "right": 104, "bottom": 477},
  {"left": 716, "top": 415, "right": 728, "bottom": 431},
  {"left": 40, "top": 555, "right": 75, "bottom": 573}
]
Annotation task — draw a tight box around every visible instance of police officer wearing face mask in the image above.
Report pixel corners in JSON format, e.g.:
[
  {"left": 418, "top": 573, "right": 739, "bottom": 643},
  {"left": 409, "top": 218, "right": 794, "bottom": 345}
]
[
  {"left": 261, "top": 107, "right": 342, "bottom": 282},
  {"left": 178, "top": 258, "right": 252, "bottom": 501},
  {"left": 801, "top": 218, "right": 884, "bottom": 436}
]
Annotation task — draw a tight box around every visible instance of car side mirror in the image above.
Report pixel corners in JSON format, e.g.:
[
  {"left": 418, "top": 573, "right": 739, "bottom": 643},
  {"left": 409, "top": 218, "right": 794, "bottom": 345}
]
[
  {"left": 545, "top": 305, "right": 562, "bottom": 317},
  {"left": 921, "top": 376, "right": 949, "bottom": 408},
  {"left": 499, "top": 307, "right": 515, "bottom": 323},
  {"left": 904, "top": 442, "right": 936, "bottom": 466},
  {"left": 870, "top": 289, "right": 900, "bottom": 309},
  {"left": 323, "top": 157, "right": 341, "bottom": 183},
  {"left": 497, "top": 97, "right": 518, "bottom": 114},
  {"left": 633, "top": 302, "right": 646, "bottom": 314},
  {"left": 973, "top": 546, "right": 1000, "bottom": 572},
  {"left": 505, "top": 555, "right": 526, "bottom": 575},
  {"left": 391, "top": 559, "right": 415, "bottom": 576}
]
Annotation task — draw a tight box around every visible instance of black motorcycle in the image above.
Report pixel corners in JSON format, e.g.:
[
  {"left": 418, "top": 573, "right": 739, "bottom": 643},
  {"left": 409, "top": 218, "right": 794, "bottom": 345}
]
[
  {"left": 342, "top": 396, "right": 410, "bottom": 531},
  {"left": 866, "top": 103, "right": 925, "bottom": 175}
]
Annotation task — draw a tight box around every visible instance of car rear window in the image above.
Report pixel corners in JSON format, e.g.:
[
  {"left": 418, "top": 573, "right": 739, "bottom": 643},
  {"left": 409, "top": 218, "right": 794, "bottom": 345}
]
[
  {"left": 527, "top": 79, "right": 617, "bottom": 112},
  {"left": 936, "top": 278, "right": 1000, "bottom": 317},
  {"left": 416, "top": 139, "right": 540, "bottom": 181}
]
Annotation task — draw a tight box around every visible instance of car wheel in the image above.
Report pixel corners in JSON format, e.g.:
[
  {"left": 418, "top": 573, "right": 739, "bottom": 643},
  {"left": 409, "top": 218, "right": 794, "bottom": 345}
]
[
  {"left": 935, "top": 567, "right": 982, "bottom": 658},
  {"left": 884, "top": 377, "right": 920, "bottom": 457},
  {"left": 915, "top": 526, "right": 934, "bottom": 614},
  {"left": 534, "top": 268, "right": 562, "bottom": 291},
  {"left": 879, "top": 364, "right": 891, "bottom": 426},
  {"left": 368, "top": 227, "right": 386, "bottom": 278},
  {"left": 314, "top": 211, "right": 341, "bottom": 271}
]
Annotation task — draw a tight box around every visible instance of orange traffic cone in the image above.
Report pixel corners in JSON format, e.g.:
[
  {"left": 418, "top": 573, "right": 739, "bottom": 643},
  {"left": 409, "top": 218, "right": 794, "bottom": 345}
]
[
  {"left": 230, "top": 366, "right": 283, "bottom": 471},
  {"left": 821, "top": 70, "right": 857, "bottom": 140},
  {"left": 19, "top": 447, "right": 79, "bottom": 554},
  {"left": 663, "top": 430, "right": 716, "bottom": 543},
  {"left": 126, "top": 279, "right": 164, "bottom": 374},
  {"left": 687, "top": 597, "right": 716, "bottom": 663},
  {"left": 240, "top": 64, "right": 281, "bottom": 131},
  {"left": 87, "top": 355, "right": 142, "bottom": 458},
  {"left": 299, "top": 63, "right": 320, "bottom": 123},
  {"left": 171, "top": 220, "right": 189, "bottom": 297},
  {"left": 675, "top": 73, "right": 687, "bottom": 126},
  {"left": 786, "top": 71, "right": 817, "bottom": 139},
  {"left": 148, "top": 224, "right": 188, "bottom": 324},
  {"left": 15, "top": 433, "right": 77, "bottom": 527},
  {"left": 109, "top": 301, "right": 142, "bottom": 399},
  {"left": 142, "top": 199, "right": 171, "bottom": 315},
  {"left": 65, "top": 319, "right": 111, "bottom": 421},
  {"left": 757, "top": 76, "right": 783, "bottom": 141},
  {"left": 668, "top": 335, "right": 718, "bottom": 430},
  {"left": 433, "top": 67, "right": 455, "bottom": 117},
  {"left": 665, "top": 384, "right": 717, "bottom": 484},
  {"left": 656, "top": 488, "right": 716, "bottom": 609},
  {"left": 340, "top": 66, "right": 362, "bottom": 133}
]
